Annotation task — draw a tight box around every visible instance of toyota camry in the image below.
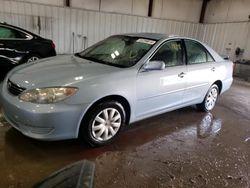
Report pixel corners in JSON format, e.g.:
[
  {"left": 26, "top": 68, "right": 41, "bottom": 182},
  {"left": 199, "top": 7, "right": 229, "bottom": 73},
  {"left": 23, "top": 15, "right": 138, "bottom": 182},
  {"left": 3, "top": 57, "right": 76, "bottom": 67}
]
[{"left": 0, "top": 33, "right": 233, "bottom": 146}]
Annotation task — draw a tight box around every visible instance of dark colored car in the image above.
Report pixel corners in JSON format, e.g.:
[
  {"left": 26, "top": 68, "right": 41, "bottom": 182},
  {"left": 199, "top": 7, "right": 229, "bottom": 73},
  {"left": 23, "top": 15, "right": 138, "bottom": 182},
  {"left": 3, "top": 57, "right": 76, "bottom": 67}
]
[{"left": 0, "top": 22, "right": 56, "bottom": 78}]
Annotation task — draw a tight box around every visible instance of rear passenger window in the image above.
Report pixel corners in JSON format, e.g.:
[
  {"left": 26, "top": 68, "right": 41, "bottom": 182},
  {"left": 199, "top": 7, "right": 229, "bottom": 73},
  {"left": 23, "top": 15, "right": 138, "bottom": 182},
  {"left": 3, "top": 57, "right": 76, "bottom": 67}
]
[{"left": 185, "top": 40, "right": 214, "bottom": 64}]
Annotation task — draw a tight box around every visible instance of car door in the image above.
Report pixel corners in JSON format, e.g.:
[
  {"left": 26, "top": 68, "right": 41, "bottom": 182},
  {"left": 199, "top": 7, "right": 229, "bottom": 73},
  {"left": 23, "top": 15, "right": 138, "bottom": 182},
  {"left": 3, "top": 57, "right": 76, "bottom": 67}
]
[
  {"left": 0, "top": 25, "right": 30, "bottom": 70},
  {"left": 136, "top": 39, "right": 187, "bottom": 119},
  {"left": 183, "top": 39, "right": 215, "bottom": 104}
]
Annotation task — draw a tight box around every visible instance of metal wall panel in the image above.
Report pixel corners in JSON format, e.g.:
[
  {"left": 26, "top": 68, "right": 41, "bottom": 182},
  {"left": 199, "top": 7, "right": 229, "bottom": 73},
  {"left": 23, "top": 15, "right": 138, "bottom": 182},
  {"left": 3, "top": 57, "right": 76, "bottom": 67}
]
[
  {"left": 199, "top": 22, "right": 250, "bottom": 60},
  {"left": 0, "top": 0, "right": 201, "bottom": 54},
  {"left": 1, "top": 0, "right": 249, "bottom": 60}
]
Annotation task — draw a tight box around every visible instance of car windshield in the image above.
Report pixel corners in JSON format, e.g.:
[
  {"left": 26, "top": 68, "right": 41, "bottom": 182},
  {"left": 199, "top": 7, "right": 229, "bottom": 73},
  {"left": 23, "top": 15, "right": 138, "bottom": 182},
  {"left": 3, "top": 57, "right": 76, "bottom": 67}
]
[{"left": 76, "top": 35, "right": 156, "bottom": 68}]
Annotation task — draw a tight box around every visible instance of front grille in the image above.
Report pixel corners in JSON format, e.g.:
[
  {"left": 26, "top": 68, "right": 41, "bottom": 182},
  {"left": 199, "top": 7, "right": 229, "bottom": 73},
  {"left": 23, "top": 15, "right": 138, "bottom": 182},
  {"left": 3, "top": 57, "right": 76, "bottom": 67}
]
[{"left": 7, "top": 79, "right": 26, "bottom": 96}]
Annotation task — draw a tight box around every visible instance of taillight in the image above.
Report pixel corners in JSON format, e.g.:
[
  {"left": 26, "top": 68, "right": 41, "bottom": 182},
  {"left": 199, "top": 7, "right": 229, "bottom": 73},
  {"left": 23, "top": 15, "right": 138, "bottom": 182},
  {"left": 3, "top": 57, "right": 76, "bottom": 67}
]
[{"left": 52, "top": 42, "right": 55, "bottom": 49}]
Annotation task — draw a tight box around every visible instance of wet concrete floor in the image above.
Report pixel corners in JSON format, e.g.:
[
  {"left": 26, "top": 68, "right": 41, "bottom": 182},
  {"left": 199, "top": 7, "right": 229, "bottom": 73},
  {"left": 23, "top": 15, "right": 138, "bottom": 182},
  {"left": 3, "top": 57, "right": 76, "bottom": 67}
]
[{"left": 0, "top": 79, "right": 250, "bottom": 188}]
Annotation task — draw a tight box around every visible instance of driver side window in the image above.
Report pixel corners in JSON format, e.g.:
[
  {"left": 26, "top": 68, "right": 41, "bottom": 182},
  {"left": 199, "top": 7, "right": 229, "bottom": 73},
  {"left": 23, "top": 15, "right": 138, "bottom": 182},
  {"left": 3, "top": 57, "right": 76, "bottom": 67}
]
[{"left": 151, "top": 40, "right": 184, "bottom": 67}]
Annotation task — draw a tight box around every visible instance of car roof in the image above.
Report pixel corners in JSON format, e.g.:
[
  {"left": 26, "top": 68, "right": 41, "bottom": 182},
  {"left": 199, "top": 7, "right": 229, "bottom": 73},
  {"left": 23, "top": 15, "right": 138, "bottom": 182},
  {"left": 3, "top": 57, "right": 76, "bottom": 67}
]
[
  {"left": 122, "top": 33, "right": 210, "bottom": 44},
  {"left": 124, "top": 33, "right": 168, "bottom": 40}
]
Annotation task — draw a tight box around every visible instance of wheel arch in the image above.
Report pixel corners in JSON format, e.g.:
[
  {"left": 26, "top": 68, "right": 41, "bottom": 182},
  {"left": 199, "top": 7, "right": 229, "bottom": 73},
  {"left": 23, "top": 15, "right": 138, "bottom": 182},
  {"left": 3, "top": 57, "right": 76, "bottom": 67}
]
[
  {"left": 212, "top": 80, "right": 222, "bottom": 94},
  {"left": 22, "top": 52, "right": 42, "bottom": 63},
  {"left": 78, "top": 95, "right": 131, "bottom": 137}
]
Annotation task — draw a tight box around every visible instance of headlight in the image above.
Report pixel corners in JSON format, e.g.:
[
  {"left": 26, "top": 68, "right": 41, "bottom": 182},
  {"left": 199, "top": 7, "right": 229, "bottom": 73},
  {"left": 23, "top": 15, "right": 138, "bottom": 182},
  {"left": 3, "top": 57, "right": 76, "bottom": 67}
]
[{"left": 19, "top": 87, "right": 78, "bottom": 104}]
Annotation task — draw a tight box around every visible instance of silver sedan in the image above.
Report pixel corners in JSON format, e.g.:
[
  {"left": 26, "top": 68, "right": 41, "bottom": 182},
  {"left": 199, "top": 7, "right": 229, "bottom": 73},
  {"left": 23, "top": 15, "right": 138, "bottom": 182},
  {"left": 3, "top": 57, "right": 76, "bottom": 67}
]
[{"left": 0, "top": 33, "right": 233, "bottom": 146}]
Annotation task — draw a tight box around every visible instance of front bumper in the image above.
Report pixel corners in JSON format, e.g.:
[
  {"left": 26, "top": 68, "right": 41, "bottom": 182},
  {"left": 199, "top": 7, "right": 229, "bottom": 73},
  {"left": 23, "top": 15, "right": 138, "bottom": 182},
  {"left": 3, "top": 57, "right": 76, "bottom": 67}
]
[{"left": 1, "top": 81, "right": 89, "bottom": 141}]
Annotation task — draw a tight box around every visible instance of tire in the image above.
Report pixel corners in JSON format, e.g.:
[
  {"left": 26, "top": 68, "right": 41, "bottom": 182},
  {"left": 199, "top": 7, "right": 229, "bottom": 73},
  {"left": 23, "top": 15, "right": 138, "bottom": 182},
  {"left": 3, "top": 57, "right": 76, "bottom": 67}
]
[
  {"left": 80, "top": 101, "right": 125, "bottom": 147},
  {"left": 25, "top": 54, "right": 40, "bottom": 63},
  {"left": 197, "top": 84, "right": 219, "bottom": 112}
]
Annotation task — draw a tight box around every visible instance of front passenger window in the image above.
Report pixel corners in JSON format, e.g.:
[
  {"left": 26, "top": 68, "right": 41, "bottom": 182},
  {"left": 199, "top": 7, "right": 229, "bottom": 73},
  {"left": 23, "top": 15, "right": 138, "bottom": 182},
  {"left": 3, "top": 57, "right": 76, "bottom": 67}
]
[{"left": 151, "top": 40, "right": 184, "bottom": 67}]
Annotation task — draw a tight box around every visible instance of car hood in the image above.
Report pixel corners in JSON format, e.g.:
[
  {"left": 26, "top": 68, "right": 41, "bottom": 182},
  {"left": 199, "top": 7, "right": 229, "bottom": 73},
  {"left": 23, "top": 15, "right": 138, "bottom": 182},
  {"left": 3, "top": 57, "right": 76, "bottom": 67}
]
[{"left": 8, "top": 55, "right": 122, "bottom": 88}]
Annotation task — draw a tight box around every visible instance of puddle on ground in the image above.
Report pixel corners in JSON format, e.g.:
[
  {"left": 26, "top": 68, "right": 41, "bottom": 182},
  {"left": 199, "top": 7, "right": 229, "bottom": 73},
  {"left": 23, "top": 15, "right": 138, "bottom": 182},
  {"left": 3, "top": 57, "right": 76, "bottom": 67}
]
[{"left": 197, "top": 112, "right": 222, "bottom": 139}]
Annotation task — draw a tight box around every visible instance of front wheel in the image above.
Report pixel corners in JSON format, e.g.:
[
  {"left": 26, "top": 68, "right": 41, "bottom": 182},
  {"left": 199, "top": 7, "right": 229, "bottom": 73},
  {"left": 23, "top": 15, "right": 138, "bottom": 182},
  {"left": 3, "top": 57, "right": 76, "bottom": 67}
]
[
  {"left": 80, "top": 101, "right": 125, "bottom": 147},
  {"left": 197, "top": 84, "right": 219, "bottom": 112}
]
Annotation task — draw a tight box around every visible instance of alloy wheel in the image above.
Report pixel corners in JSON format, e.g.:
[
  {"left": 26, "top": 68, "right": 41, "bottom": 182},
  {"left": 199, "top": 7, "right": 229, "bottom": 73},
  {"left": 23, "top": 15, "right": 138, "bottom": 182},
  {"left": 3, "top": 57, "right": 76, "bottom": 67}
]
[
  {"left": 205, "top": 87, "right": 218, "bottom": 111},
  {"left": 91, "top": 108, "right": 121, "bottom": 141},
  {"left": 27, "top": 56, "right": 39, "bottom": 63}
]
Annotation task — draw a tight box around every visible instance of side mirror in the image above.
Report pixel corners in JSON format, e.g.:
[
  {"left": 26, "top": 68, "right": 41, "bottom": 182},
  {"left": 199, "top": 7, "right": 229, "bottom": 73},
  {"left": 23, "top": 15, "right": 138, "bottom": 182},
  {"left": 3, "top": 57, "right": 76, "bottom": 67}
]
[{"left": 143, "top": 61, "right": 165, "bottom": 71}]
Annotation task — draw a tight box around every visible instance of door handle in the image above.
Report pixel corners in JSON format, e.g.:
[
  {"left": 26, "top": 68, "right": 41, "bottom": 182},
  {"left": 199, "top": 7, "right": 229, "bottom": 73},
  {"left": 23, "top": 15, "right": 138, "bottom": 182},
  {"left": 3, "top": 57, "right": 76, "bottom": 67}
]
[
  {"left": 211, "top": 67, "right": 216, "bottom": 72},
  {"left": 0, "top": 43, "right": 4, "bottom": 46},
  {"left": 178, "top": 72, "right": 185, "bottom": 78}
]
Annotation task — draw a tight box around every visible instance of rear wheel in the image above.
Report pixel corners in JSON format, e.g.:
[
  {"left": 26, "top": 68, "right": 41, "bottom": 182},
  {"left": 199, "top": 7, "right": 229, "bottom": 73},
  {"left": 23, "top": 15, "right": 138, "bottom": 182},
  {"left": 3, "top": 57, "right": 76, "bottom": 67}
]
[
  {"left": 25, "top": 54, "right": 40, "bottom": 63},
  {"left": 80, "top": 101, "right": 125, "bottom": 147},
  {"left": 197, "top": 84, "right": 219, "bottom": 112}
]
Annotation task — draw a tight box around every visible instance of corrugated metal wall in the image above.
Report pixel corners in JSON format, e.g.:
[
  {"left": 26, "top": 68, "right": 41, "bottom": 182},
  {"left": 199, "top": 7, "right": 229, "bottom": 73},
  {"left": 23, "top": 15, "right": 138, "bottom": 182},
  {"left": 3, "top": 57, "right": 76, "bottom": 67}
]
[
  {"left": 199, "top": 22, "right": 250, "bottom": 60},
  {"left": 0, "top": 0, "right": 200, "bottom": 54},
  {"left": 0, "top": 0, "right": 250, "bottom": 60}
]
